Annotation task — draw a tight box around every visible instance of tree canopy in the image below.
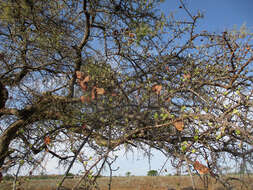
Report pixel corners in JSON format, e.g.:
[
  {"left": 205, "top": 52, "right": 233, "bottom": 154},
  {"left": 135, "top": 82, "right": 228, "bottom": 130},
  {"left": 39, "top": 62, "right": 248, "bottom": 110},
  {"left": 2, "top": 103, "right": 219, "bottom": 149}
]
[{"left": 0, "top": 0, "right": 252, "bottom": 189}]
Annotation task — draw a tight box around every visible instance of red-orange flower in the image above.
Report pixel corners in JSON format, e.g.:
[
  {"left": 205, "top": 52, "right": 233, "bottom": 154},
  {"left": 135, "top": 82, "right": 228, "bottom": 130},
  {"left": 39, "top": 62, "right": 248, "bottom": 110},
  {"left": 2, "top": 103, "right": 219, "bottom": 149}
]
[
  {"left": 44, "top": 136, "right": 51, "bottom": 145},
  {"left": 152, "top": 84, "right": 162, "bottom": 95},
  {"left": 174, "top": 120, "right": 184, "bottom": 131},
  {"left": 193, "top": 161, "right": 209, "bottom": 174}
]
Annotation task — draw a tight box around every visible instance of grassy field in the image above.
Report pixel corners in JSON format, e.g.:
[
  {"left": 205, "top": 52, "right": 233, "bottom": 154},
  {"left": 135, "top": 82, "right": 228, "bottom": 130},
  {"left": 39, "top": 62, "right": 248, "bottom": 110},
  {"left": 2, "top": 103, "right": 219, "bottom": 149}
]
[{"left": 0, "top": 175, "right": 253, "bottom": 190}]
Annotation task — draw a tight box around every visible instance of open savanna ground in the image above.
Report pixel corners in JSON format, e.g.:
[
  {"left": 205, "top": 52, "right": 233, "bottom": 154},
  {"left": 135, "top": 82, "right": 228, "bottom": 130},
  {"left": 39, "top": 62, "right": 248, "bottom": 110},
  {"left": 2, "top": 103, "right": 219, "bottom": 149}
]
[{"left": 0, "top": 175, "right": 253, "bottom": 190}]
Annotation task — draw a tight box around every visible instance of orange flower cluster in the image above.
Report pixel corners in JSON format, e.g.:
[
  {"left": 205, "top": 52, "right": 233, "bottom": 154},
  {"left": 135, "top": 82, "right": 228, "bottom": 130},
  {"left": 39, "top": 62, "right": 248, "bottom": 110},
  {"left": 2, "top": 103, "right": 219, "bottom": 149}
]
[
  {"left": 76, "top": 71, "right": 106, "bottom": 103},
  {"left": 174, "top": 120, "right": 184, "bottom": 131}
]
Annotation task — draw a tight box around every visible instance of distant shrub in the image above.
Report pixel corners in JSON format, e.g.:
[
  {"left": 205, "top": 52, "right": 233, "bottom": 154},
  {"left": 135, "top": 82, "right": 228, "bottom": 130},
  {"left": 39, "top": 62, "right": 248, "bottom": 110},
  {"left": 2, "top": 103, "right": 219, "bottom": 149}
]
[
  {"left": 3, "top": 174, "right": 14, "bottom": 181},
  {"left": 66, "top": 173, "right": 74, "bottom": 177},
  {"left": 37, "top": 175, "right": 50, "bottom": 180},
  {"left": 125, "top": 172, "right": 131, "bottom": 177},
  {"left": 147, "top": 170, "right": 158, "bottom": 176}
]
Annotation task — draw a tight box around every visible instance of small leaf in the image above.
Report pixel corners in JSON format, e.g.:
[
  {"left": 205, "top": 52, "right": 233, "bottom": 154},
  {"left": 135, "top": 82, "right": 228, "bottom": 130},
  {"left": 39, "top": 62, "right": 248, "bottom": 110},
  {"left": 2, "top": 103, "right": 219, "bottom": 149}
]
[
  {"left": 19, "top": 160, "right": 25, "bottom": 166},
  {"left": 181, "top": 145, "right": 187, "bottom": 152},
  {"left": 216, "top": 134, "right": 222, "bottom": 140},
  {"left": 181, "top": 106, "right": 186, "bottom": 111},
  {"left": 232, "top": 109, "right": 239, "bottom": 114},
  {"left": 235, "top": 129, "right": 241, "bottom": 135},
  {"left": 154, "top": 112, "right": 159, "bottom": 120},
  {"left": 162, "top": 113, "right": 168, "bottom": 120}
]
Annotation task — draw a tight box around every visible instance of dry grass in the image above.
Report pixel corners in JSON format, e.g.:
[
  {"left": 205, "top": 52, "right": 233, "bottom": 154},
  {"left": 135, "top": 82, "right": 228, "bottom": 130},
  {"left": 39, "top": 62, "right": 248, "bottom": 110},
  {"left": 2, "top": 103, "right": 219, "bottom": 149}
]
[
  {"left": 96, "top": 176, "right": 253, "bottom": 190},
  {"left": 0, "top": 175, "right": 252, "bottom": 190}
]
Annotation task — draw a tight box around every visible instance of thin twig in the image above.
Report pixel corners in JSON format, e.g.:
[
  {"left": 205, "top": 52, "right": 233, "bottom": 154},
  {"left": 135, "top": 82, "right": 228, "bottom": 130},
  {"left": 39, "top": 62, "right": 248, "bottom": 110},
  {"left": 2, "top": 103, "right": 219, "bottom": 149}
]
[
  {"left": 13, "top": 163, "right": 22, "bottom": 190},
  {"left": 57, "top": 132, "right": 92, "bottom": 190},
  {"left": 179, "top": 0, "right": 194, "bottom": 20},
  {"left": 185, "top": 155, "right": 196, "bottom": 190}
]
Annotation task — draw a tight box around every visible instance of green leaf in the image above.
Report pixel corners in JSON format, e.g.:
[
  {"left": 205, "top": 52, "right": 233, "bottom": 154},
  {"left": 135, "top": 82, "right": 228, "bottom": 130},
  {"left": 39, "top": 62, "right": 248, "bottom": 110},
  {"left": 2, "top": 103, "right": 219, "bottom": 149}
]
[
  {"left": 83, "top": 161, "right": 88, "bottom": 165},
  {"left": 235, "top": 130, "right": 241, "bottom": 135},
  {"left": 154, "top": 112, "right": 159, "bottom": 120},
  {"left": 181, "top": 145, "right": 187, "bottom": 152},
  {"left": 216, "top": 134, "right": 222, "bottom": 140},
  {"left": 232, "top": 109, "right": 239, "bottom": 114},
  {"left": 19, "top": 160, "right": 25, "bottom": 165},
  {"left": 181, "top": 106, "right": 186, "bottom": 111},
  {"left": 160, "top": 113, "right": 168, "bottom": 120}
]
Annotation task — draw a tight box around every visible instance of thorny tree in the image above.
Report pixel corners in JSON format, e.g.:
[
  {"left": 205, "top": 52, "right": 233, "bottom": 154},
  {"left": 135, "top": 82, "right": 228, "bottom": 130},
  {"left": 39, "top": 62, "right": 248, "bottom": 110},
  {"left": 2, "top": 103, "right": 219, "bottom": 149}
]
[{"left": 0, "top": 0, "right": 252, "bottom": 189}]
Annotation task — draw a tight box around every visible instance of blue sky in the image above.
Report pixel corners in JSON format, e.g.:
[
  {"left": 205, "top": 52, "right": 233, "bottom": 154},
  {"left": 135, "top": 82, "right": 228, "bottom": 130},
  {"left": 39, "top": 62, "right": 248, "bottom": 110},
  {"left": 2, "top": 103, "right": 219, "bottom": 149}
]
[
  {"left": 162, "top": 0, "right": 253, "bottom": 32},
  {"left": 42, "top": 0, "right": 253, "bottom": 177}
]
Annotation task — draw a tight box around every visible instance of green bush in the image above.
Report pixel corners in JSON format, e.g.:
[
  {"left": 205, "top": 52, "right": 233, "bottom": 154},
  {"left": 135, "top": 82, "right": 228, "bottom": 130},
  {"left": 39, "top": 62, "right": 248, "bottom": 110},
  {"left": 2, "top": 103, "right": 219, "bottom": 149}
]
[
  {"left": 3, "top": 174, "right": 14, "bottom": 181},
  {"left": 147, "top": 170, "right": 158, "bottom": 176},
  {"left": 125, "top": 171, "right": 131, "bottom": 177},
  {"left": 66, "top": 173, "right": 74, "bottom": 177}
]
